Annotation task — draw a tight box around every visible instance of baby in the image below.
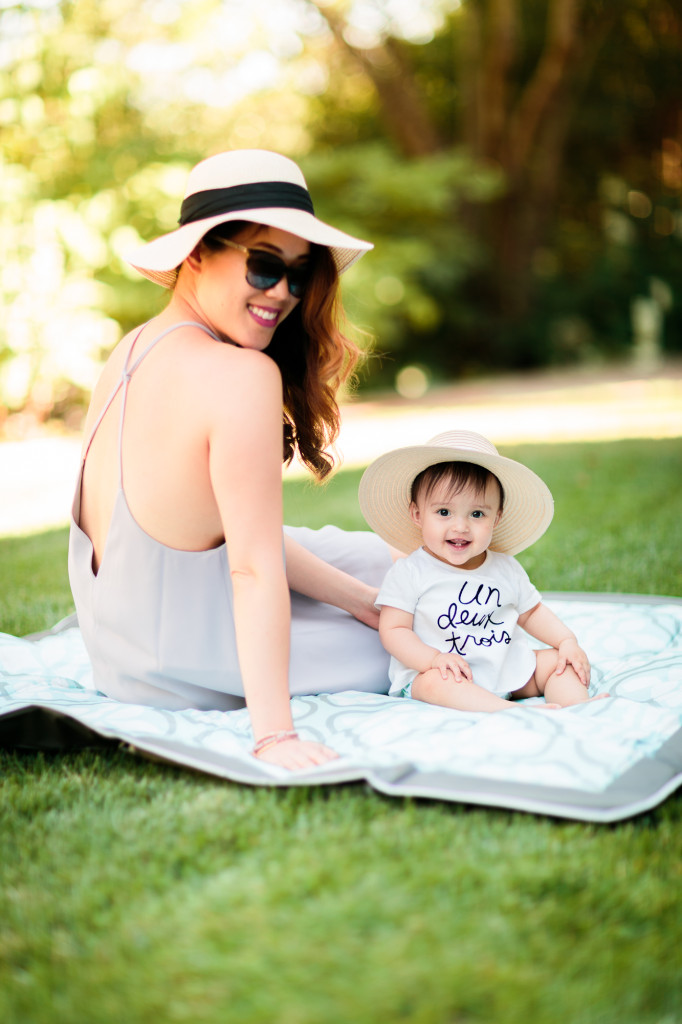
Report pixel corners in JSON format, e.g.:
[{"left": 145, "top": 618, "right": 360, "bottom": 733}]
[{"left": 359, "top": 430, "right": 607, "bottom": 711}]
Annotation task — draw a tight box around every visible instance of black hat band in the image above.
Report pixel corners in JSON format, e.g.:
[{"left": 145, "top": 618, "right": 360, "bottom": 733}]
[{"left": 179, "top": 182, "right": 315, "bottom": 226}]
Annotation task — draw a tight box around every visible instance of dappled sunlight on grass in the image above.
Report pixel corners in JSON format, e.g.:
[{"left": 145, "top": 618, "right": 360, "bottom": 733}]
[{"left": 330, "top": 368, "right": 682, "bottom": 473}]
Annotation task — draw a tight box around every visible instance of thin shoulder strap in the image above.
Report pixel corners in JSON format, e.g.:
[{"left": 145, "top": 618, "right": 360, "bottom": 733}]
[
  {"left": 80, "top": 323, "right": 148, "bottom": 465},
  {"left": 116, "top": 320, "right": 221, "bottom": 484},
  {"left": 80, "top": 320, "right": 222, "bottom": 481}
]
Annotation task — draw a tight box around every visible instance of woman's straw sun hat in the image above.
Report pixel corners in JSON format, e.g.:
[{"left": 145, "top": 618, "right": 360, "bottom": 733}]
[
  {"left": 358, "top": 430, "right": 554, "bottom": 556},
  {"left": 126, "top": 149, "right": 373, "bottom": 288}
]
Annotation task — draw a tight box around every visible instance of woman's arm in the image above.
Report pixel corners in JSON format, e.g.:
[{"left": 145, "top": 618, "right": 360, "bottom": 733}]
[
  {"left": 206, "top": 349, "right": 337, "bottom": 769},
  {"left": 284, "top": 534, "right": 381, "bottom": 629}
]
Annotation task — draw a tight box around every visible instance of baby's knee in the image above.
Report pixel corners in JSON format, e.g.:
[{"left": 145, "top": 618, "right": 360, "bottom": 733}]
[
  {"left": 534, "top": 647, "right": 561, "bottom": 688},
  {"left": 412, "top": 668, "right": 447, "bottom": 701}
]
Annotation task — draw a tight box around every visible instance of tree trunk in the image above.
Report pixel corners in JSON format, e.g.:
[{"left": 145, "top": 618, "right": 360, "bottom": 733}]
[
  {"left": 475, "top": 0, "right": 517, "bottom": 163},
  {"left": 462, "top": 0, "right": 602, "bottom": 321},
  {"left": 310, "top": 2, "right": 444, "bottom": 156},
  {"left": 310, "top": 0, "right": 614, "bottom": 333}
]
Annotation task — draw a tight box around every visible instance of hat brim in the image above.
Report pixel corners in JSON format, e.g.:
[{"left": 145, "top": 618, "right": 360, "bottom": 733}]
[
  {"left": 126, "top": 208, "right": 373, "bottom": 288},
  {"left": 359, "top": 444, "right": 554, "bottom": 556}
]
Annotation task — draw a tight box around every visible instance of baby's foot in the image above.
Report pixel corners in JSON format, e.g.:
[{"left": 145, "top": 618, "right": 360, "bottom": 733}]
[{"left": 561, "top": 693, "right": 611, "bottom": 707}]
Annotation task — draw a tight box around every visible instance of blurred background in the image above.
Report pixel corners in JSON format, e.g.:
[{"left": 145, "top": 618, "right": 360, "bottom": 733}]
[{"left": 1, "top": 0, "right": 681, "bottom": 437}]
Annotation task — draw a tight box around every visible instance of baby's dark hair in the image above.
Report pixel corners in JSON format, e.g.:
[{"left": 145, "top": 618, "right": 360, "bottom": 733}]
[{"left": 410, "top": 461, "right": 504, "bottom": 510}]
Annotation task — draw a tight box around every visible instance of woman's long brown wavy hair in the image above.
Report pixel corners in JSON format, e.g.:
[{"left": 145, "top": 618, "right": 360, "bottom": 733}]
[{"left": 202, "top": 222, "right": 363, "bottom": 481}]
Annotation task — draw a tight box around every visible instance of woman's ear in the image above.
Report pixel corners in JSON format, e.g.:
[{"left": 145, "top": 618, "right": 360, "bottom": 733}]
[{"left": 185, "top": 243, "right": 204, "bottom": 273}]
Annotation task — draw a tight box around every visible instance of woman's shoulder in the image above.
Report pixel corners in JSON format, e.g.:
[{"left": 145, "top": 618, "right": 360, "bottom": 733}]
[
  {"left": 140, "top": 319, "right": 282, "bottom": 393},
  {"left": 170, "top": 330, "right": 283, "bottom": 441},
  {"left": 193, "top": 334, "right": 282, "bottom": 398}
]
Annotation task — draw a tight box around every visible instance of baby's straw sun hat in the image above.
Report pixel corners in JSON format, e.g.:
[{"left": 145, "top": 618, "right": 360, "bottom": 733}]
[
  {"left": 125, "top": 149, "right": 373, "bottom": 288},
  {"left": 358, "top": 430, "right": 554, "bottom": 556}
]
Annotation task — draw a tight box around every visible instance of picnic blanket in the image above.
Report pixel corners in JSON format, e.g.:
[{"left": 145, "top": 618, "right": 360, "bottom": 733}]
[{"left": 1, "top": 593, "right": 681, "bottom": 823}]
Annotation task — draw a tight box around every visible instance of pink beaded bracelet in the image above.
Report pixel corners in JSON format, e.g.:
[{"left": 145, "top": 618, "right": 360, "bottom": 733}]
[{"left": 252, "top": 730, "right": 299, "bottom": 756}]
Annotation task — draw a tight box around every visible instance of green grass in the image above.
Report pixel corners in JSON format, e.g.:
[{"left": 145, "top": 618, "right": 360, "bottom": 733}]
[
  {"left": 0, "top": 527, "right": 73, "bottom": 637},
  {"left": 1, "top": 438, "right": 681, "bottom": 1024}
]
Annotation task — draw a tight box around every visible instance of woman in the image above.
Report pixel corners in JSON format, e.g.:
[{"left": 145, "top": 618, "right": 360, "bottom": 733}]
[{"left": 68, "top": 149, "right": 393, "bottom": 770}]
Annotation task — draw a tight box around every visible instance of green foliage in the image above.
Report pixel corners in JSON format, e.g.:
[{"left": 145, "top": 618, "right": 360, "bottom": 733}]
[
  {"left": 417, "top": 2, "right": 682, "bottom": 375},
  {"left": 0, "top": 0, "right": 182, "bottom": 420},
  {"left": 302, "top": 143, "right": 503, "bottom": 382},
  {"left": 1, "top": 0, "right": 682, "bottom": 422},
  {"left": 506, "top": 0, "right": 682, "bottom": 368}
]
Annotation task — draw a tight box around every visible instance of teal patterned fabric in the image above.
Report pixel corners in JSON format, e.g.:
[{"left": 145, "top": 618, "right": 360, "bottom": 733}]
[{"left": 1, "top": 594, "right": 681, "bottom": 822}]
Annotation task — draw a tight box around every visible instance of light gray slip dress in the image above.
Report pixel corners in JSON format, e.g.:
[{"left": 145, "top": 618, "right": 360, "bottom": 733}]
[{"left": 68, "top": 321, "right": 392, "bottom": 711}]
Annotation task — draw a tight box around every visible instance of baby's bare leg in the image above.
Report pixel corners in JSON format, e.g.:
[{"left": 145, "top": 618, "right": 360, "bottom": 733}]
[
  {"left": 412, "top": 669, "right": 521, "bottom": 712},
  {"left": 529, "top": 648, "right": 606, "bottom": 707}
]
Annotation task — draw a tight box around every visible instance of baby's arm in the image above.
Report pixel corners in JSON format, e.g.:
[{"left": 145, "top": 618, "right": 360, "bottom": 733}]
[
  {"left": 379, "top": 606, "right": 472, "bottom": 682},
  {"left": 518, "top": 602, "right": 590, "bottom": 686}
]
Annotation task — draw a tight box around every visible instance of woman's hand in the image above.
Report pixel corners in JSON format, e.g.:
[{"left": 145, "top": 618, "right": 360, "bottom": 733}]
[
  {"left": 283, "top": 534, "right": 382, "bottom": 630},
  {"left": 254, "top": 738, "right": 339, "bottom": 770}
]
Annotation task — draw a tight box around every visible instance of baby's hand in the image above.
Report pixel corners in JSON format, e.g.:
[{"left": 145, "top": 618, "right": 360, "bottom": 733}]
[
  {"left": 431, "top": 651, "right": 472, "bottom": 683},
  {"left": 556, "top": 639, "right": 591, "bottom": 686}
]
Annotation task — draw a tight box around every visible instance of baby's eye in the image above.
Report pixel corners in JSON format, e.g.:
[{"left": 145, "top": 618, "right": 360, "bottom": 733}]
[
  {"left": 470, "top": 510, "right": 485, "bottom": 519},
  {"left": 436, "top": 508, "right": 450, "bottom": 517}
]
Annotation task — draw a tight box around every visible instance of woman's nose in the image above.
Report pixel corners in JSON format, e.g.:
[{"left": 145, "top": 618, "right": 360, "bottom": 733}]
[{"left": 264, "top": 275, "right": 291, "bottom": 300}]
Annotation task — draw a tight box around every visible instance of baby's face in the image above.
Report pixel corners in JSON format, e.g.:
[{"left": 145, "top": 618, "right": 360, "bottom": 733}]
[{"left": 409, "top": 477, "right": 502, "bottom": 571}]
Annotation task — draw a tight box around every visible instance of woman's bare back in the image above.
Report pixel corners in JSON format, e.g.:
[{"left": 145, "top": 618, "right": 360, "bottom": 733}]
[{"left": 79, "top": 321, "right": 231, "bottom": 572}]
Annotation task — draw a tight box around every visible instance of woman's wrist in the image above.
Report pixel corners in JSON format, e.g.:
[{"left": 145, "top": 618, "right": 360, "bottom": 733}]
[
  {"left": 325, "top": 572, "right": 370, "bottom": 616},
  {"left": 253, "top": 729, "right": 299, "bottom": 757}
]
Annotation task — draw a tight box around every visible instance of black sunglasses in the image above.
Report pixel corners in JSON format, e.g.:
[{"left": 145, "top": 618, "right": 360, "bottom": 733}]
[{"left": 221, "top": 238, "right": 310, "bottom": 298}]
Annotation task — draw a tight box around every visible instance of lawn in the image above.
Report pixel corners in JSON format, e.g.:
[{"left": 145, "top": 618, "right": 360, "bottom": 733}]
[{"left": 1, "top": 439, "right": 680, "bottom": 1024}]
